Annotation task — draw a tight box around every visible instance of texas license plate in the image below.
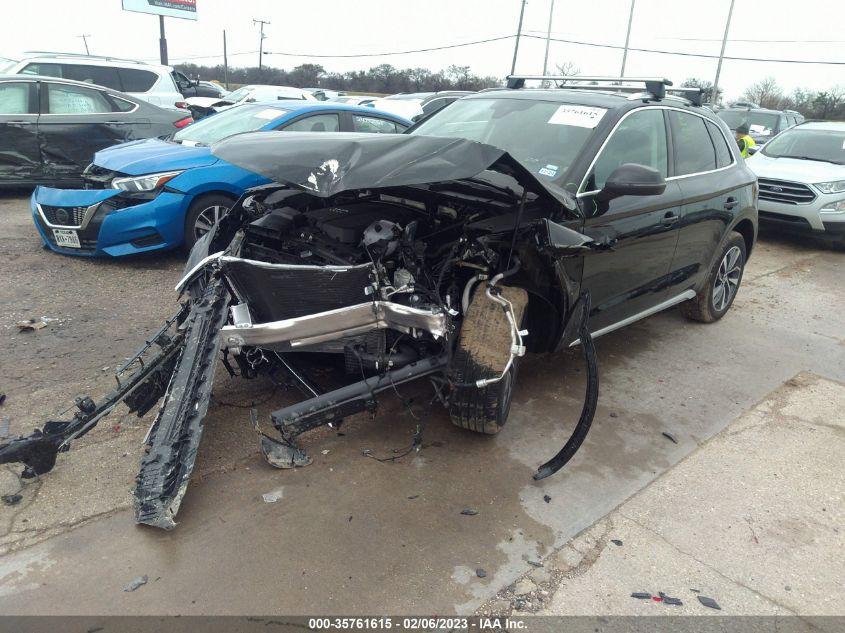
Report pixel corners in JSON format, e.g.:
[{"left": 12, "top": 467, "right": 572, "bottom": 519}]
[{"left": 53, "top": 229, "right": 81, "bottom": 248}]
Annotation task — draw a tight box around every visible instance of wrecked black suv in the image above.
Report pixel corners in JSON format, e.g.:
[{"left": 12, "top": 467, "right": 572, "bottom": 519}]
[{"left": 1, "top": 76, "right": 757, "bottom": 529}]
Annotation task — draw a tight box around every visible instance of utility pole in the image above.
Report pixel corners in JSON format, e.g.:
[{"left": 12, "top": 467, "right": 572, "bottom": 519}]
[
  {"left": 223, "top": 30, "right": 229, "bottom": 90},
  {"left": 620, "top": 0, "right": 636, "bottom": 76},
  {"left": 77, "top": 34, "right": 91, "bottom": 55},
  {"left": 253, "top": 18, "right": 270, "bottom": 71},
  {"left": 541, "top": 0, "right": 556, "bottom": 76},
  {"left": 159, "top": 15, "right": 168, "bottom": 65},
  {"left": 510, "top": 0, "right": 527, "bottom": 76},
  {"left": 712, "top": 0, "right": 736, "bottom": 106}
]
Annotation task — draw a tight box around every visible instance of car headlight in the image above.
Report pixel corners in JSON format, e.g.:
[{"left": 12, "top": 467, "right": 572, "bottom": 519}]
[
  {"left": 112, "top": 171, "right": 184, "bottom": 193},
  {"left": 820, "top": 199, "right": 845, "bottom": 214},
  {"left": 813, "top": 180, "right": 845, "bottom": 194}
]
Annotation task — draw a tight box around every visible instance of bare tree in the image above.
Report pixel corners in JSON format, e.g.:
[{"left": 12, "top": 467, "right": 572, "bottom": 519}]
[{"left": 742, "top": 77, "right": 783, "bottom": 109}]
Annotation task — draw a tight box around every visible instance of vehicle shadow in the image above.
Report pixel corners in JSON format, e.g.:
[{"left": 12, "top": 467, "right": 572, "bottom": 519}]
[{"left": 757, "top": 224, "right": 843, "bottom": 253}]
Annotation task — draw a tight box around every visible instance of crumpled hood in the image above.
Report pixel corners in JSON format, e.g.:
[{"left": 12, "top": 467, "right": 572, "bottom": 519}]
[
  {"left": 184, "top": 96, "right": 231, "bottom": 109},
  {"left": 211, "top": 131, "right": 575, "bottom": 209},
  {"left": 94, "top": 137, "right": 219, "bottom": 175},
  {"left": 747, "top": 152, "right": 845, "bottom": 184}
]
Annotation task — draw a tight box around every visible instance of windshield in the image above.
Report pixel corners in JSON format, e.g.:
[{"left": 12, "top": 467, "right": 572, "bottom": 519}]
[
  {"left": 761, "top": 127, "right": 845, "bottom": 164},
  {"left": 173, "top": 104, "right": 283, "bottom": 145},
  {"left": 718, "top": 110, "right": 779, "bottom": 136},
  {"left": 410, "top": 98, "right": 599, "bottom": 184}
]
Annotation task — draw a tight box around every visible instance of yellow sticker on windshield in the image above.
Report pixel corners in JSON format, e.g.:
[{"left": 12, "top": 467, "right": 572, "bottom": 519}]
[{"left": 548, "top": 105, "right": 606, "bottom": 128}]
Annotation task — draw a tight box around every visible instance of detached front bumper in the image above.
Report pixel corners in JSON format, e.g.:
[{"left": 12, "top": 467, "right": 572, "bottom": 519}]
[{"left": 31, "top": 186, "right": 191, "bottom": 257}]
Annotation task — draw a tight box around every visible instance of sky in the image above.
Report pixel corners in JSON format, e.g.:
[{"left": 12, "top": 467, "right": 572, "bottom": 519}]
[{"left": 3, "top": 0, "right": 844, "bottom": 100}]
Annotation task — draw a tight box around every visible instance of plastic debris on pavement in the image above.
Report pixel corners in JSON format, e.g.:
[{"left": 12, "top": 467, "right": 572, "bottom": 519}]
[{"left": 123, "top": 575, "right": 148, "bottom": 592}]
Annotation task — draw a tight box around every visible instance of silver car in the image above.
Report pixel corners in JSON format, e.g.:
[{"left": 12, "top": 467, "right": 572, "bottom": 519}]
[{"left": 747, "top": 121, "right": 845, "bottom": 247}]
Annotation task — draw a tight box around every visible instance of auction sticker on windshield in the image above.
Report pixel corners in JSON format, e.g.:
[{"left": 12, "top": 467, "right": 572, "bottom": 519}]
[
  {"left": 548, "top": 105, "right": 606, "bottom": 128},
  {"left": 254, "top": 108, "right": 282, "bottom": 120},
  {"left": 53, "top": 229, "right": 80, "bottom": 248}
]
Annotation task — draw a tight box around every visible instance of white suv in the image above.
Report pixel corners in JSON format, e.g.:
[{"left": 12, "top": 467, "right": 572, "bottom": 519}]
[
  {"left": 2, "top": 52, "right": 184, "bottom": 109},
  {"left": 747, "top": 121, "right": 845, "bottom": 247}
]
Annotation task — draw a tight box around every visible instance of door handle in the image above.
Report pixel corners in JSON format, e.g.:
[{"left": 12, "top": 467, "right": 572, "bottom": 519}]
[
  {"left": 724, "top": 197, "right": 739, "bottom": 210},
  {"left": 661, "top": 211, "right": 679, "bottom": 226}
]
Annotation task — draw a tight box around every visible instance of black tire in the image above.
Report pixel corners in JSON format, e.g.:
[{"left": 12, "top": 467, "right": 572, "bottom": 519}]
[
  {"left": 183, "top": 193, "right": 235, "bottom": 251},
  {"left": 449, "top": 285, "right": 528, "bottom": 435},
  {"left": 682, "top": 230, "right": 747, "bottom": 323}
]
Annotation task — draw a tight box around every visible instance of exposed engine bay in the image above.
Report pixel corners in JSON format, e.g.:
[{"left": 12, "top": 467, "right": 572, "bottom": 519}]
[{"left": 0, "top": 133, "right": 600, "bottom": 529}]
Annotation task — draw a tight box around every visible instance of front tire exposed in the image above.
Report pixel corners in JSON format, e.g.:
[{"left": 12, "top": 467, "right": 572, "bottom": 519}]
[
  {"left": 682, "top": 230, "right": 747, "bottom": 323},
  {"left": 449, "top": 285, "right": 528, "bottom": 435}
]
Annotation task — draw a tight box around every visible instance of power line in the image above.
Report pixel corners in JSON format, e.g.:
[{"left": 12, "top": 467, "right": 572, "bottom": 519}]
[
  {"left": 263, "top": 35, "right": 515, "bottom": 58},
  {"left": 525, "top": 29, "right": 845, "bottom": 44},
  {"left": 523, "top": 33, "right": 845, "bottom": 65}
]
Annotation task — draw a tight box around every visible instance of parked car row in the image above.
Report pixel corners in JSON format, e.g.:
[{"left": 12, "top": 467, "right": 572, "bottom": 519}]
[
  {"left": 30, "top": 101, "right": 411, "bottom": 255},
  {"left": 184, "top": 84, "right": 315, "bottom": 120}
]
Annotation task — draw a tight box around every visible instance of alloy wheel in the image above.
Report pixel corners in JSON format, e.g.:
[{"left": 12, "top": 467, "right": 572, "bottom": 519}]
[
  {"left": 193, "top": 205, "right": 229, "bottom": 239},
  {"left": 712, "top": 245, "right": 742, "bottom": 312}
]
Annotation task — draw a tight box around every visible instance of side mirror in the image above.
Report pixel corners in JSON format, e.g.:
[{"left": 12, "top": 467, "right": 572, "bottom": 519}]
[
  {"left": 598, "top": 163, "right": 666, "bottom": 201},
  {"left": 748, "top": 146, "right": 759, "bottom": 155}
]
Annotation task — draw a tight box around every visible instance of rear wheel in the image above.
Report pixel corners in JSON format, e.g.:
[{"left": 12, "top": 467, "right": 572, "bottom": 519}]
[
  {"left": 449, "top": 285, "right": 528, "bottom": 435},
  {"left": 183, "top": 194, "right": 235, "bottom": 250},
  {"left": 682, "top": 231, "right": 746, "bottom": 323}
]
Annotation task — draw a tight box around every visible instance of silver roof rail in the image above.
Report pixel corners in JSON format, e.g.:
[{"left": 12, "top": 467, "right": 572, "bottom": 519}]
[
  {"left": 505, "top": 76, "right": 703, "bottom": 106},
  {"left": 506, "top": 75, "right": 672, "bottom": 98},
  {"left": 22, "top": 51, "right": 151, "bottom": 65}
]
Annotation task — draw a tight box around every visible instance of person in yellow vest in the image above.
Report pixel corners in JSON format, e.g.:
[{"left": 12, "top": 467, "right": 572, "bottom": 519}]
[{"left": 735, "top": 123, "right": 756, "bottom": 158}]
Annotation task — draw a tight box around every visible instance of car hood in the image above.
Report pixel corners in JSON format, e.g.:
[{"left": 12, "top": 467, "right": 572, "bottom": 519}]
[
  {"left": 184, "top": 96, "right": 232, "bottom": 109},
  {"left": 94, "top": 137, "right": 219, "bottom": 175},
  {"left": 211, "top": 132, "right": 576, "bottom": 210},
  {"left": 747, "top": 152, "right": 845, "bottom": 184}
]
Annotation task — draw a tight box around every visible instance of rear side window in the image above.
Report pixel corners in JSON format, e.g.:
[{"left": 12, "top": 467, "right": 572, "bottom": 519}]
[
  {"left": 118, "top": 68, "right": 158, "bottom": 92},
  {"left": 21, "top": 62, "right": 62, "bottom": 77},
  {"left": 421, "top": 97, "right": 454, "bottom": 116},
  {"left": 706, "top": 120, "right": 733, "bottom": 168},
  {"left": 0, "top": 82, "right": 33, "bottom": 114},
  {"left": 353, "top": 114, "right": 399, "bottom": 134},
  {"left": 669, "top": 111, "right": 717, "bottom": 175},
  {"left": 109, "top": 95, "right": 137, "bottom": 112},
  {"left": 59, "top": 64, "right": 122, "bottom": 90},
  {"left": 46, "top": 83, "right": 114, "bottom": 114},
  {"left": 589, "top": 108, "right": 668, "bottom": 190},
  {"left": 281, "top": 113, "right": 340, "bottom": 132}
]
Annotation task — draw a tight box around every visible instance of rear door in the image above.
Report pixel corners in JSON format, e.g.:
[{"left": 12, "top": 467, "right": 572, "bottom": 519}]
[
  {"left": 666, "top": 110, "right": 746, "bottom": 295},
  {"left": 578, "top": 107, "right": 683, "bottom": 333},
  {"left": 0, "top": 80, "right": 40, "bottom": 183},
  {"left": 38, "top": 81, "right": 145, "bottom": 183}
]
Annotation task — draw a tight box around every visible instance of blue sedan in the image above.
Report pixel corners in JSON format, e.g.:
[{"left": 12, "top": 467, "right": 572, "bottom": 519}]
[{"left": 31, "top": 102, "right": 411, "bottom": 257}]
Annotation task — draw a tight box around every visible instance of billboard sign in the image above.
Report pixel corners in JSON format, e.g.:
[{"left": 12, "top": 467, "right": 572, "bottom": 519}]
[{"left": 122, "top": 0, "right": 197, "bottom": 20}]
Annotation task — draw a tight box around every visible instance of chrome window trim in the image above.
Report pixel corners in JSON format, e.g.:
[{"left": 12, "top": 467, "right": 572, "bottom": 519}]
[
  {"left": 36, "top": 201, "right": 100, "bottom": 230},
  {"left": 576, "top": 105, "right": 737, "bottom": 198},
  {"left": 569, "top": 290, "right": 696, "bottom": 346}
]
